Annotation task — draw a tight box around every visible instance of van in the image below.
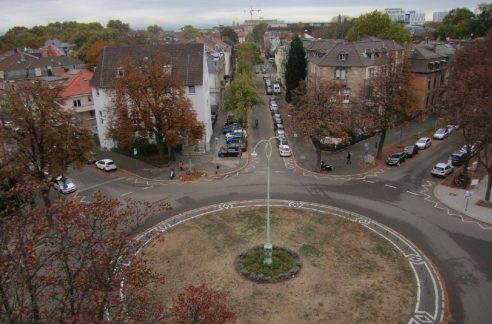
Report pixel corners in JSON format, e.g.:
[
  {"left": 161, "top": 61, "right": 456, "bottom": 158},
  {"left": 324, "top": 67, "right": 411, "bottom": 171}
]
[
  {"left": 273, "top": 83, "right": 281, "bottom": 94},
  {"left": 450, "top": 151, "right": 467, "bottom": 166}
]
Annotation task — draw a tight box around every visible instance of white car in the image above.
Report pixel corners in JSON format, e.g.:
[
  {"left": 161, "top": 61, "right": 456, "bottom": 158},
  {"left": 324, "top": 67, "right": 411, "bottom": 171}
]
[
  {"left": 416, "top": 137, "right": 432, "bottom": 149},
  {"left": 275, "top": 129, "right": 285, "bottom": 138},
  {"left": 270, "top": 102, "right": 278, "bottom": 110},
  {"left": 431, "top": 163, "right": 454, "bottom": 177},
  {"left": 95, "top": 159, "right": 117, "bottom": 171},
  {"left": 279, "top": 141, "right": 292, "bottom": 157},
  {"left": 433, "top": 128, "right": 449, "bottom": 140},
  {"left": 53, "top": 176, "right": 77, "bottom": 194}
]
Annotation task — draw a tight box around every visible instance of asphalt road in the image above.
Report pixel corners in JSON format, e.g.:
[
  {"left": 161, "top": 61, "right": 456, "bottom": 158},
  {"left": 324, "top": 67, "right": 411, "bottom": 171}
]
[{"left": 67, "top": 67, "right": 492, "bottom": 323}]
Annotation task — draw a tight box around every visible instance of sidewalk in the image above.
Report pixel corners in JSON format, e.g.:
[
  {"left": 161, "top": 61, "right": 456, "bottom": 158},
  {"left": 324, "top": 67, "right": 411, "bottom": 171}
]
[{"left": 434, "top": 175, "right": 492, "bottom": 225}]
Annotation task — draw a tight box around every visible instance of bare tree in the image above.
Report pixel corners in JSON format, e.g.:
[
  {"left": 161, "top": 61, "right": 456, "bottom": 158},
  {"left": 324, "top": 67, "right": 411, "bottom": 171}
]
[{"left": 353, "top": 52, "right": 416, "bottom": 160}]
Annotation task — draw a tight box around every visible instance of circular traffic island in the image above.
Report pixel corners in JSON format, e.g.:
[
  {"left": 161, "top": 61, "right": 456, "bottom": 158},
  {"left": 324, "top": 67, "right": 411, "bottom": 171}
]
[
  {"left": 236, "top": 245, "right": 301, "bottom": 283},
  {"left": 142, "top": 207, "right": 416, "bottom": 323}
]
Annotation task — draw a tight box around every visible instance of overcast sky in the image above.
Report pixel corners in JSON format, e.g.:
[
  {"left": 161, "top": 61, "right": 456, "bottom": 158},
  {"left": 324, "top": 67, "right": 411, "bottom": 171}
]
[{"left": 0, "top": 0, "right": 481, "bottom": 34}]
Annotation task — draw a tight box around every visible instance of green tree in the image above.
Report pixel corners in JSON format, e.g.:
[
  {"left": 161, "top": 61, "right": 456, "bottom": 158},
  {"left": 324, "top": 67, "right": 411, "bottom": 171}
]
[
  {"left": 220, "top": 27, "right": 238, "bottom": 44},
  {"left": 224, "top": 73, "right": 262, "bottom": 123},
  {"left": 180, "top": 25, "right": 201, "bottom": 39},
  {"left": 284, "top": 34, "right": 306, "bottom": 103},
  {"left": 249, "top": 22, "right": 268, "bottom": 45},
  {"left": 347, "top": 10, "right": 411, "bottom": 44},
  {"left": 235, "top": 41, "right": 261, "bottom": 74},
  {"left": 147, "top": 24, "right": 163, "bottom": 34},
  {"left": 325, "top": 15, "right": 354, "bottom": 39},
  {"left": 436, "top": 8, "right": 475, "bottom": 38},
  {"left": 106, "top": 19, "right": 130, "bottom": 33}
]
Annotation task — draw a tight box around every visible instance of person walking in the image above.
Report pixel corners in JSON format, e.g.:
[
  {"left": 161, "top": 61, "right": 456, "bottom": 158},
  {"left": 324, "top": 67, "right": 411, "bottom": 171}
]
[
  {"left": 179, "top": 160, "right": 184, "bottom": 171},
  {"left": 169, "top": 168, "right": 175, "bottom": 180},
  {"left": 346, "top": 151, "right": 351, "bottom": 165}
]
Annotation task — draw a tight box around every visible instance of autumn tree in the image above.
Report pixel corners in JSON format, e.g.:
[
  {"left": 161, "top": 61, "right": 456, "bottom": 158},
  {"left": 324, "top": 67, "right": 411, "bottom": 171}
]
[
  {"left": 0, "top": 81, "right": 94, "bottom": 205},
  {"left": 224, "top": 73, "right": 263, "bottom": 123},
  {"left": 0, "top": 185, "right": 171, "bottom": 322},
  {"left": 347, "top": 10, "right": 411, "bottom": 44},
  {"left": 110, "top": 52, "right": 204, "bottom": 163},
  {"left": 284, "top": 34, "right": 306, "bottom": 102},
  {"left": 353, "top": 52, "right": 416, "bottom": 160},
  {"left": 181, "top": 25, "right": 201, "bottom": 39},
  {"left": 85, "top": 39, "right": 116, "bottom": 69},
  {"left": 441, "top": 32, "right": 492, "bottom": 200},
  {"left": 172, "top": 284, "right": 236, "bottom": 324},
  {"left": 288, "top": 78, "right": 349, "bottom": 168}
]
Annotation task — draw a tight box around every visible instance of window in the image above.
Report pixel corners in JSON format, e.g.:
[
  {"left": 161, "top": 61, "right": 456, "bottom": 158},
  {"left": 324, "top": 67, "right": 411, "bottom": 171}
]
[
  {"left": 335, "top": 67, "right": 346, "bottom": 80},
  {"left": 73, "top": 99, "right": 81, "bottom": 107},
  {"left": 117, "top": 67, "right": 124, "bottom": 78},
  {"left": 99, "top": 111, "right": 104, "bottom": 124},
  {"left": 427, "top": 78, "right": 431, "bottom": 90},
  {"left": 337, "top": 52, "right": 348, "bottom": 61},
  {"left": 96, "top": 88, "right": 100, "bottom": 96},
  {"left": 34, "top": 68, "right": 42, "bottom": 77},
  {"left": 0, "top": 71, "right": 4, "bottom": 79},
  {"left": 162, "top": 64, "right": 172, "bottom": 75},
  {"left": 188, "top": 85, "right": 195, "bottom": 94},
  {"left": 367, "top": 67, "right": 375, "bottom": 78},
  {"left": 89, "top": 110, "right": 95, "bottom": 118},
  {"left": 342, "top": 88, "right": 351, "bottom": 103},
  {"left": 88, "top": 96, "right": 92, "bottom": 102}
]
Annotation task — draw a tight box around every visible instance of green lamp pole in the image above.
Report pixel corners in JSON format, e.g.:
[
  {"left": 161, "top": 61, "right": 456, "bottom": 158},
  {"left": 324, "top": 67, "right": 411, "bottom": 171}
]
[{"left": 251, "top": 137, "right": 278, "bottom": 265}]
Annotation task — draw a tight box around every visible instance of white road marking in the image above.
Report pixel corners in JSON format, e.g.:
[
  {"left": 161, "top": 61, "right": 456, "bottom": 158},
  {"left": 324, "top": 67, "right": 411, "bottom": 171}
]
[
  {"left": 363, "top": 180, "right": 376, "bottom": 183},
  {"left": 385, "top": 184, "right": 398, "bottom": 189},
  {"left": 406, "top": 190, "right": 419, "bottom": 196},
  {"left": 121, "top": 191, "right": 133, "bottom": 196},
  {"left": 142, "top": 186, "right": 153, "bottom": 190}
]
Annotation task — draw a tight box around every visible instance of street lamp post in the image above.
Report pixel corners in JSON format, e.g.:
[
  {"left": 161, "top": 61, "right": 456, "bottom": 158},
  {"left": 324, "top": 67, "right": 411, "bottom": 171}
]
[{"left": 251, "top": 137, "right": 278, "bottom": 265}]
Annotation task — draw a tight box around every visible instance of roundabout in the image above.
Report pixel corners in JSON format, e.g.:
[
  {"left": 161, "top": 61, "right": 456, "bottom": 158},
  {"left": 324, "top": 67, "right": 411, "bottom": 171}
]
[{"left": 135, "top": 200, "right": 447, "bottom": 323}]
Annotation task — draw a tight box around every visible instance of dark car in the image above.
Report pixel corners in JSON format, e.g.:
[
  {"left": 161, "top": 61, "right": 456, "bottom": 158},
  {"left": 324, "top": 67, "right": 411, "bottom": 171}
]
[
  {"left": 449, "top": 151, "right": 467, "bottom": 166},
  {"left": 386, "top": 152, "right": 406, "bottom": 166},
  {"left": 218, "top": 145, "right": 241, "bottom": 157},
  {"left": 222, "top": 123, "right": 241, "bottom": 134},
  {"left": 404, "top": 145, "right": 419, "bottom": 158}
]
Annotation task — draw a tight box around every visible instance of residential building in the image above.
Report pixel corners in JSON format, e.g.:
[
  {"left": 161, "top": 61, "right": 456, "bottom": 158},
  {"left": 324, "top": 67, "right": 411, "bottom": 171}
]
[
  {"left": 197, "top": 35, "right": 232, "bottom": 77},
  {"left": 57, "top": 69, "right": 97, "bottom": 135},
  {"left": 408, "top": 46, "right": 448, "bottom": 114},
  {"left": 90, "top": 43, "right": 212, "bottom": 151},
  {"left": 274, "top": 44, "right": 289, "bottom": 85},
  {"left": 306, "top": 37, "right": 405, "bottom": 105},
  {"left": 206, "top": 52, "right": 225, "bottom": 112},
  {"left": 242, "top": 19, "right": 285, "bottom": 35},
  {"left": 0, "top": 50, "right": 85, "bottom": 89},
  {"left": 433, "top": 11, "right": 448, "bottom": 22}
]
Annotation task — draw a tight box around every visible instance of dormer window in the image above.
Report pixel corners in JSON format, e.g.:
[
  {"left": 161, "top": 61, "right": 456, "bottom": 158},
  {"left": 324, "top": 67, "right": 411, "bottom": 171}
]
[
  {"left": 116, "top": 67, "right": 124, "bottom": 78},
  {"left": 34, "top": 68, "right": 42, "bottom": 77},
  {"left": 337, "top": 52, "right": 348, "bottom": 61},
  {"left": 364, "top": 49, "right": 374, "bottom": 59},
  {"left": 162, "top": 64, "right": 172, "bottom": 75}
]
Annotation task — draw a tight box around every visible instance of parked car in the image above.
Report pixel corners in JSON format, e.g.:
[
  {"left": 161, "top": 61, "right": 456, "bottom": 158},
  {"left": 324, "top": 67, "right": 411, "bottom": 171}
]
[
  {"left": 278, "top": 140, "right": 291, "bottom": 157},
  {"left": 275, "top": 129, "right": 285, "bottom": 138},
  {"left": 273, "top": 112, "right": 281, "bottom": 120},
  {"left": 446, "top": 125, "right": 454, "bottom": 134},
  {"left": 218, "top": 145, "right": 242, "bottom": 157},
  {"left": 431, "top": 162, "right": 454, "bottom": 177},
  {"left": 222, "top": 123, "right": 241, "bottom": 134},
  {"left": 95, "top": 159, "right": 117, "bottom": 171},
  {"left": 274, "top": 117, "right": 282, "bottom": 125},
  {"left": 416, "top": 137, "right": 432, "bottom": 149},
  {"left": 460, "top": 143, "right": 479, "bottom": 156},
  {"left": 266, "top": 85, "right": 273, "bottom": 95},
  {"left": 52, "top": 176, "right": 77, "bottom": 194},
  {"left": 273, "top": 83, "right": 281, "bottom": 94},
  {"left": 449, "top": 151, "right": 467, "bottom": 166},
  {"left": 404, "top": 145, "right": 419, "bottom": 158},
  {"left": 275, "top": 123, "right": 284, "bottom": 131},
  {"left": 433, "top": 128, "right": 449, "bottom": 140},
  {"left": 386, "top": 152, "right": 406, "bottom": 166}
]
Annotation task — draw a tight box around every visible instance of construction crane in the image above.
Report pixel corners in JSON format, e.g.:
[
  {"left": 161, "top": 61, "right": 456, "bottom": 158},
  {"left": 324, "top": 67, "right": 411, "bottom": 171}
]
[{"left": 245, "top": 6, "right": 261, "bottom": 20}]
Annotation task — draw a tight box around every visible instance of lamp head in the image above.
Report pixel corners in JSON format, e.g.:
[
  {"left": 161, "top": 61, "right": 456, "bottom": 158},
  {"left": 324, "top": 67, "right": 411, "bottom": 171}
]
[{"left": 251, "top": 151, "right": 258, "bottom": 157}]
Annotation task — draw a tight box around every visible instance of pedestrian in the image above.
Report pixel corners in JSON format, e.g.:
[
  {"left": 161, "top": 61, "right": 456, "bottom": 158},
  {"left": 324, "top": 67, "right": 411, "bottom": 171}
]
[
  {"left": 216, "top": 164, "right": 220, "bottom": 174},
  {"left": 169, "top": 168, "right": 175, "bottom": 180},
  {"left": 179, "top": 160, "right": 184, "bottom": 171},
  {"left": 346, "top": 151, "right": 351, "bottom": 165}
]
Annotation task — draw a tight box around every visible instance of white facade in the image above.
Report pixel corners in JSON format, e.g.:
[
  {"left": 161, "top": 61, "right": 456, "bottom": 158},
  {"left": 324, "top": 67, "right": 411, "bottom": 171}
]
[
  {"left": 385, "top": 8, "right": 426, "bottom": 25},
  {"left": 91, "top": 51, "right": 212, "bottom": 151},
  {"left": 433, "top": 11, "right": 448, "bottom": 22}
]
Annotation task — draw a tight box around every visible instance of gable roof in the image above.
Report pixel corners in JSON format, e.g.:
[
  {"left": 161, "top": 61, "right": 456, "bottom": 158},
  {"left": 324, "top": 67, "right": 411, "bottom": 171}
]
[
  {"left": 408, "top": 46, "right": 447, "bottom": 73},
  {"left": 91, "top": 43, "right": 204, "bottom": 89},
  {"left": 57, "top": 69, "right": 93, "bottom": 97},
  {"left": 307, "top": 37, "right": 404, "bottom": 68},
  {"left": 0, "top": 53, "right": 84, "bottom": 71}
]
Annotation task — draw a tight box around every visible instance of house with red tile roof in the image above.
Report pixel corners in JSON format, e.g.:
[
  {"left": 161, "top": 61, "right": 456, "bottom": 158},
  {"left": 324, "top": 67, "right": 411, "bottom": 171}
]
[{"left": 57, "top": 69, "right": 97, "bottom": 135}]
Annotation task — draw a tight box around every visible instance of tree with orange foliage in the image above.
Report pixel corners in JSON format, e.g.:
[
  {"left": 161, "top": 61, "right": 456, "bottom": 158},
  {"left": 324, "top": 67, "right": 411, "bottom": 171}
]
[
  {"left": 109, "top": 52, "right": 204, "bottom": 163},
  {"left": 288, "top": 77, "right": 350, "bottom": 169},
  {"left": 173, "top": 284, "right": 236, "bottom": 324},
  {"left": 441, "top": 31, "right": 492, "bottom": 200},
  {"left": 85, "top": 40, "right": 116, "bottom": 69}
]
